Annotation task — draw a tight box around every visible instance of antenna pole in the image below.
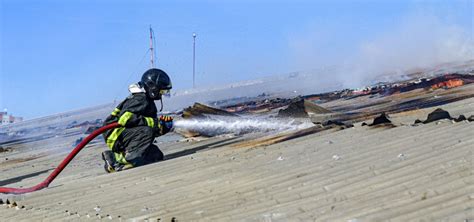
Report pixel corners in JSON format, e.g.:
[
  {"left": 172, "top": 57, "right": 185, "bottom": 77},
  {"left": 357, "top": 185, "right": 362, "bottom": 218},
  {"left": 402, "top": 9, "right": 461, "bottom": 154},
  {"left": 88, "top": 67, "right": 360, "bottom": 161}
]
[
  {"left": 149, "top": 26, "right": 155, "bottom": 68},
  {"left": 193, "top": 32, "right": 196, "bottom": 88}
]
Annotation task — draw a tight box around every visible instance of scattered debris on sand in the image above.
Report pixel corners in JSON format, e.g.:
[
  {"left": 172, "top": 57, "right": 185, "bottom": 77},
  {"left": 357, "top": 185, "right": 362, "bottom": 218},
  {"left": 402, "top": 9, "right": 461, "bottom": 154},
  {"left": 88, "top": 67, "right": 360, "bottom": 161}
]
[{"left": 278, "top": 97, "right": 331, "bottom": 118}]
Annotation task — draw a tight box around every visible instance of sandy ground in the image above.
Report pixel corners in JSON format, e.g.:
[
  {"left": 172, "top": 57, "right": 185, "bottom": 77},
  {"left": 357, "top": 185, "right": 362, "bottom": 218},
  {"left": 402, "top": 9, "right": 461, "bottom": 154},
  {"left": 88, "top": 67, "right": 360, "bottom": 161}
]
[{"left": 0, "top": 86, "right": 473, "bottom": 221}]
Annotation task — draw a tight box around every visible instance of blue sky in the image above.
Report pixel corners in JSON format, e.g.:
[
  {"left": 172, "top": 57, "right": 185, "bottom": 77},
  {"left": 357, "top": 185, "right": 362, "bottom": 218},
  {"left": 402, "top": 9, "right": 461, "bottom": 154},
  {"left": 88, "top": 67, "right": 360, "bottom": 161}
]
[{"left": 1, "top": 0, "right": 472, "bottom": 119}]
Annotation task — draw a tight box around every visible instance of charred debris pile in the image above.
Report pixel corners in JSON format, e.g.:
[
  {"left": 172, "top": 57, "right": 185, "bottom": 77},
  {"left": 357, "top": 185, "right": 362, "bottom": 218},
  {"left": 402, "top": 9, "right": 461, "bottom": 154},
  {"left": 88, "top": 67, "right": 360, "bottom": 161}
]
[
  {"left": 277, "top": 97, "right": 332, "bottom": 118},
  {"left": 221, "top": 97, "right": 294, "bottom": 114},
  {"left": 361, "top": 112, "right": 394, "bottom": 128},
  {"left": 414, "top": 108, "right": 474, "bottom": 124},
  {"left": 304, "top": 73, "right": 474, "bottom": 102},
  {"left": 361, "top": 108, "right": 474, "bottom": 128},
  {"left": 181, "top": 103, "right": 237, "bottom": 119},
  {"left": 0, "top": 146, "right": 12, "bottom": 153},
  {"left": 207, "top": 73, "right": 474, "bottom": 118}
]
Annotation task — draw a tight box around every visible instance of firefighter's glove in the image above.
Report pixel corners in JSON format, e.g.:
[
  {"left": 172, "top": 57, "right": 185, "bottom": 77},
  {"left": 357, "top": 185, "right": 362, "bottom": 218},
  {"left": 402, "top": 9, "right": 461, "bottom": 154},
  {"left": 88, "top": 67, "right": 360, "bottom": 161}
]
[{"left": 159, "top": 115, "right": 173, "bottom": 135}]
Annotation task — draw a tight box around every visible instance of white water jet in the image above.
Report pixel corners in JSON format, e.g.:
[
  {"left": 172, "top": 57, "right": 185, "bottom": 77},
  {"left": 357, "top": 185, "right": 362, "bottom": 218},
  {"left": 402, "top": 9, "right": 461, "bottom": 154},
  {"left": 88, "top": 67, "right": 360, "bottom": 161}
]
[{"left": 174, "top": 117, "right": 313, "bottom": 136}]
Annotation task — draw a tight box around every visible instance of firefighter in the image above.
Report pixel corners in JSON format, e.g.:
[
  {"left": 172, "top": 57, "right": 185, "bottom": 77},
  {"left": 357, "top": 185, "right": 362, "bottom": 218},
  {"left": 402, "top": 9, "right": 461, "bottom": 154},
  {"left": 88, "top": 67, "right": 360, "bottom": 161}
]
[{"left": 101, "top": 68, "right": 173, "bottom": 173}]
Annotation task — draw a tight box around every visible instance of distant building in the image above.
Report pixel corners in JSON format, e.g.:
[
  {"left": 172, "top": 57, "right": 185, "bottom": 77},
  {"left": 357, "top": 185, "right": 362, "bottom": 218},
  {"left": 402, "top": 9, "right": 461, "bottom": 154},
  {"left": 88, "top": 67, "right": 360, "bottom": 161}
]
[{"left": 0, "top": 111, "right": 23, "bottom": 125}]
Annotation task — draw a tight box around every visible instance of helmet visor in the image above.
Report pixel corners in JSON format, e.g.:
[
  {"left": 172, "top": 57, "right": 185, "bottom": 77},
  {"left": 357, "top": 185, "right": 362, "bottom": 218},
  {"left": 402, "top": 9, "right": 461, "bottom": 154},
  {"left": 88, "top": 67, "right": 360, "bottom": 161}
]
[
  {"left": 147, "top": 87, "right": 171, "bottom": 100},
  {"left": 160, "top": 89, "right": 170, "bottom": 96}
]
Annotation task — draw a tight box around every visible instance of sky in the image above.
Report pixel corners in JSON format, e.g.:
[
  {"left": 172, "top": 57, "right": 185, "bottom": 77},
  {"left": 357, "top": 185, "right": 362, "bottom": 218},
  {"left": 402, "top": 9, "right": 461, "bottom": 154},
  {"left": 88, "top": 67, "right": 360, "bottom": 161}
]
[{"left": 0, "top": 0, "right": 472, "bottom": 119}]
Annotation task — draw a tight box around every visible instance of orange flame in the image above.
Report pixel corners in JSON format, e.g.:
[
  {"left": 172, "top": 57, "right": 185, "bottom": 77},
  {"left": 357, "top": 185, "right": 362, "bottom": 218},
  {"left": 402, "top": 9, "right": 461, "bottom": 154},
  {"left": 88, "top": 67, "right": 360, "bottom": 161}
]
[{"left": 431, "top": 79, "right": 464, "bottom": 89}]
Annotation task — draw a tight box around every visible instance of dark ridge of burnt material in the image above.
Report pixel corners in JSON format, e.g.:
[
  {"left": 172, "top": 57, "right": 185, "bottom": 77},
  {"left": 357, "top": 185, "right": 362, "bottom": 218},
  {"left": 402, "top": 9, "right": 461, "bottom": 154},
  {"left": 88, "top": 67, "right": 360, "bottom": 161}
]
[
  {"left": 369, "top": 113, "right": 392, "bottom": 126},
  {"left": 414, "top": 108, "right": 471, "bottom": 124},
  {"left": 456, "top": 115, "right": 467, "bottom": 122},
  {"left": 0, "top": 146, "right": 12, "bottom": 153},
  {"left": 182, "top": 103, "right": 237, "bottom": 119},
  {"left": 278, "top": 97, "right": 331, "bottom": 118},
  {"left": 361, "top": 113, "right": 395, "bottom": 128},
  {"left": 422, "top": 108, "right": 453, "bottom": 124},
  {"left": 468, "top": 115, "right": 474, "bottom": 122},
  {"left": 322, "top": 120, "right": 354, "bottom": 128}
]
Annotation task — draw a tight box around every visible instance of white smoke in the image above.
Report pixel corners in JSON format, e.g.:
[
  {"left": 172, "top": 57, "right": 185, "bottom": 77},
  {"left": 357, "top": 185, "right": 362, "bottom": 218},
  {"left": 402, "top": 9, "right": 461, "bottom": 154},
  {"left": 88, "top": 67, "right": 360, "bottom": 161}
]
[
  {"left": 289, "top": 14, "right": 474, "bottom": 89},
  {"left": 342, "top": 14, "right": 474, "bottom": 88}
]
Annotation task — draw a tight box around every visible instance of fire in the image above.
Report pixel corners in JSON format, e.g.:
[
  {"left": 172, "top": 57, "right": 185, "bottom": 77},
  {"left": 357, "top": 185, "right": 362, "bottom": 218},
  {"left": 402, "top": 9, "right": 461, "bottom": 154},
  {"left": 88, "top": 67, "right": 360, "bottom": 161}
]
[{"left": 431, "top": 79, "right": 464, "bottom": 90}]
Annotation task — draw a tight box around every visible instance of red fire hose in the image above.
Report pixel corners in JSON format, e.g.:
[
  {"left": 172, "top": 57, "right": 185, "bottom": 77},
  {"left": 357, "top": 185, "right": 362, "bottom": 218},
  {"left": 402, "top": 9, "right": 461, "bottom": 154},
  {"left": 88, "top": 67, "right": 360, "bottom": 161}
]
[{"left": 0, "top": 122, "right": 120, "bottom": 194}]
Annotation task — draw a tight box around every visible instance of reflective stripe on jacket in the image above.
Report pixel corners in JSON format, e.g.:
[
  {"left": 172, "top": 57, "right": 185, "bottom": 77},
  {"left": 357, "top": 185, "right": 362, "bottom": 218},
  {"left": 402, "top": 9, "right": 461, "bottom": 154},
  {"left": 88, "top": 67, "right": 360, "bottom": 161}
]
[{"left": 102, "top": 93, "right": 161, "bottom": 152}]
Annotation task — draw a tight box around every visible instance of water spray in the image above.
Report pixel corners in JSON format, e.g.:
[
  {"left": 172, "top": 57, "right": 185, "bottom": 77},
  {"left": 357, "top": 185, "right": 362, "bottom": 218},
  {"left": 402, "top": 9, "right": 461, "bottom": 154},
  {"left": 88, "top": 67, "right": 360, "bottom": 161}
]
[{"left": 173, "top": 117, "right": 313, "bottom": 136}]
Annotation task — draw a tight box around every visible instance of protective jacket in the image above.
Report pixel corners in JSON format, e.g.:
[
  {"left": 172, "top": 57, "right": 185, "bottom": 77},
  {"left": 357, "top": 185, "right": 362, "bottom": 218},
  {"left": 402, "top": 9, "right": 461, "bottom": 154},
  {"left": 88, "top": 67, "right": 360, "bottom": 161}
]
[{"left": 103, "top": 84, "right": 163, "bottom": 165}]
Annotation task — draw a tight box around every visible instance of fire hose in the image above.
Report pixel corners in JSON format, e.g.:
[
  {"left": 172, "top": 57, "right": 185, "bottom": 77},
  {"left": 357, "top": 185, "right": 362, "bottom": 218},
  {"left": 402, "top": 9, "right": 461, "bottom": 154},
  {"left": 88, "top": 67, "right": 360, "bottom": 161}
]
[{"left": 0, "top": 122, "right": 120, "bottom": 194}]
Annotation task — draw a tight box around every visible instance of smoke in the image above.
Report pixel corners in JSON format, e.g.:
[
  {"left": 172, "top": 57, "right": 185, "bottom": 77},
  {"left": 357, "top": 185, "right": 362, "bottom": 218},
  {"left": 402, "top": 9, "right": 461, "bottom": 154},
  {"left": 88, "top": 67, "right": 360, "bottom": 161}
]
[
  {"left": 344, "top": 14, "right": 473, "bottom": 87},
  {"left": 174, "top": 116, "right": 313, "bottom": 136},
  {"left": 290, "top": 14, "right": 474, "bottom": 89}
]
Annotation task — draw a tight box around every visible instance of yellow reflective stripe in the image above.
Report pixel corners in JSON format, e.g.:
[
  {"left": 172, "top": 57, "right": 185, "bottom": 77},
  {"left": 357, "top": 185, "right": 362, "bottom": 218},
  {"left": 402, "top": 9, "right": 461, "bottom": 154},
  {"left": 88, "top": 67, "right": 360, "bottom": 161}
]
[
  {"left": 114, "top": 152, "right": 132, "bottom": 165},
  {"left": 106, "top": 127, "right": 125, "bottom": 149},
  {"left": 111, "top": 108, "right": 121, "bottom": 116},
  {"left": 145, "top": 117, "right": 155, "bottom": 127},
  {"left": 118, "top": 111, "right": 133, "bottom": 126}
]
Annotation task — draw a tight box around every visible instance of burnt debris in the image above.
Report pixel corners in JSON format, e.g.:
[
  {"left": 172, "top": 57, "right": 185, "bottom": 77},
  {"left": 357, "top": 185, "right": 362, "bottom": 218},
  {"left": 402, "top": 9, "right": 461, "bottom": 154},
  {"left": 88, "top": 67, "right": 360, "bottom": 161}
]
[
  {"left": 182, "top": 103, "right": 237, "bottom": 119},
  {"left": 414, "top": 108, "right": 472, "bottom": 124},
  {"left": 425, "top": 108, "right": 452, "bottom": 123},
  {"left": 321, "top": 120, "right": 354, "bottom": 128},
  {"left": 217, "top": 97, "right": 293, "bottom": 114},
  {"left": 0, "top": 145, "right": 12, "bottom": 153},
  {"left": 468, "top": 115, "right": 474, "bottom": 122},
  {"left": 361, "top": 113, "right": 394, "bottom": 128},
  {"left": 370, "top": 113, "right": 393, "bottom": 126},
  {"left": 303, "top": 73, "right": 474, "bottom": 103},
  {"left": 278, "top": 97, "right": 331, "bottom": 118}
]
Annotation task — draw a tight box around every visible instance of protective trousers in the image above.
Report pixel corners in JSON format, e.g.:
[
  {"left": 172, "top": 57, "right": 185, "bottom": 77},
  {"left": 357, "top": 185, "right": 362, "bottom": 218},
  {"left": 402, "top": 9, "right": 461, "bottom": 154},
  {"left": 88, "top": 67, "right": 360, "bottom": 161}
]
[{"left": 117, "top": 126, "right": 164, "bottom": 167}]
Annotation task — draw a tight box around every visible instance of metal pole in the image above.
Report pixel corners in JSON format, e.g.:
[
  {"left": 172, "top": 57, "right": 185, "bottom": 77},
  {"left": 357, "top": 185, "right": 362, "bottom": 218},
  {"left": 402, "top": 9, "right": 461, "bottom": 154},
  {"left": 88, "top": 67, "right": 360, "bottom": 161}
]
[
  {"left": 193, "top": 32, "right": 196, "bottom": 88},
  {"left": 150, "top": 26, "right": 155, "bottom": 68}
]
